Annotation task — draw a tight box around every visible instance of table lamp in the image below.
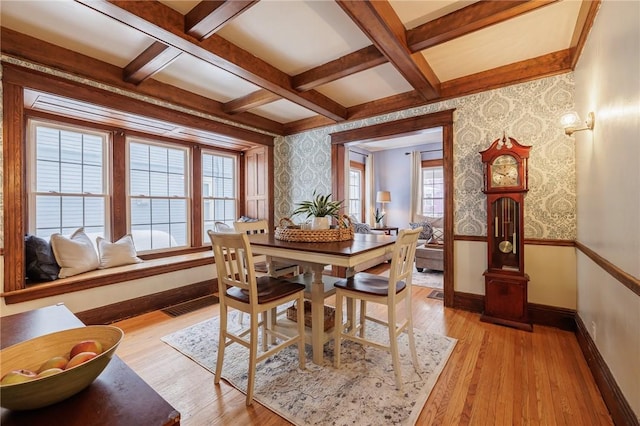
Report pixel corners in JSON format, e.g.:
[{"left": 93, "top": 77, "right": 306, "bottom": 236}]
[{"left": 376, "top": 191, "right": 391, "bottom": 226}]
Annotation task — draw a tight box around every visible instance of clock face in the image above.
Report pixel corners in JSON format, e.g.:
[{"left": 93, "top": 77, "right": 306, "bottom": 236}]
[{"left": 491, "top": 155, "right": 519, "bottom": 187}]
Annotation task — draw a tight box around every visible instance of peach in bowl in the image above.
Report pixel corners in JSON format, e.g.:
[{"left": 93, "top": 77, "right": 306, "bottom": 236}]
[{"left": 0, "top": 325, "right": 124, "bottom": 410}]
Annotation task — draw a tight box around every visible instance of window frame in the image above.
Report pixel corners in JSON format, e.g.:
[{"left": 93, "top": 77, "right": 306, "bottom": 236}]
[
  {"left": 201, "top": 149, "right": 240, "bottom": 243},
  {"left": 349, "top": 160, "right": 365, "bottom": 222},
  {"left": 126, "top": 136, "right": 192, "bottom": 254},
  {"left": 421, "top": 159, "right": 444, "bottom": 218},
  {"left": 2, "top": 69, "right": 276, "bottom": 298},
  {"left": 26, "top": 118, "right": 112, "bottom": 239}
]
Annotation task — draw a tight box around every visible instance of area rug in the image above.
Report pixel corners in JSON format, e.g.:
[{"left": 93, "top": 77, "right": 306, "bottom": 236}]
[
  {"left": 380, "top": 269, "right": 443, "bottom": 289},
  {"left": 161, "top": 312, "right": 456, "bottom": 425}
]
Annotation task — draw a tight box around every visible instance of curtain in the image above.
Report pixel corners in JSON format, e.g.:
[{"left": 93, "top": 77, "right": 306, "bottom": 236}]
[
  {"left": 365, "top": 154, "right": 375, "bottom": 225},
  {"left": 409, "top": 151, "right": 423, "bottom": 222}
]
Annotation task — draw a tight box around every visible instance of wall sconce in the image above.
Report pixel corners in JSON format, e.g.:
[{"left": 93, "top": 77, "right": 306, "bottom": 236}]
[
  {"left": 560, "top": 111, "right": 595, "bottom": 136},
  {"left": 376, "top": 190, "right": 391, "bottom": 226}
]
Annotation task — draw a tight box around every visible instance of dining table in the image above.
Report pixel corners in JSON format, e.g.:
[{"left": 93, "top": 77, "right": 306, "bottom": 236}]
[
  {"left": 0, "top": 304, "right": 180, "bottom": 425},
  {"left": 247, "top": 232, "right": 396, "bottom": 364}
]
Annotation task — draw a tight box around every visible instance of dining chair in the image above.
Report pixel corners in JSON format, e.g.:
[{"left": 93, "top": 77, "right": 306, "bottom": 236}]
[
  {"left": 333, "top": 227, "right": 422, "bottom": 390},
  {"left": 208, "top": 230, "right": 306, "bottom": 406},
  {"left": 233, "top": 220, "right": 300, "bottom": 277}
]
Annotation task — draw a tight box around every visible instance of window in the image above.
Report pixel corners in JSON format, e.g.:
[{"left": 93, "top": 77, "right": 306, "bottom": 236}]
[
  {"left": 422, "top": 166, "right": 444, "bottom": 217},
  {"left": 202, "top": 151, "right": 238, "bottom": 242},
  {"left": 128, "top": 139, "right": 189, "bottom": 252},
  {"left": 28, "top": 120, "right": 109, "bottom": 240},
  {"left": 349, "top": 162, "right": 365, "bottom": 222}
]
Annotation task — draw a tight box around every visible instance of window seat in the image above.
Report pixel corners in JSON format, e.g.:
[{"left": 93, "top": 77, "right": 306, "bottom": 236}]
[{"left": 3, "top": 251, "right": 214, "bottom": 304}]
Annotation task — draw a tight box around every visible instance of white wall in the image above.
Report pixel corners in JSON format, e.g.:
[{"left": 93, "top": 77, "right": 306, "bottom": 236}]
[{"left": 573, "top": 0, "right": 640, "bottom": 418}]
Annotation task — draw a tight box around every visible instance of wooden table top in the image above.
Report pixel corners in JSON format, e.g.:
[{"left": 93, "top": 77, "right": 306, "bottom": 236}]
[
  {"left": 1, "top": 304, "right": 180, "bottom": 426},
  {"left": 248, "top": 232, "right": 395, "bottom": 255}
]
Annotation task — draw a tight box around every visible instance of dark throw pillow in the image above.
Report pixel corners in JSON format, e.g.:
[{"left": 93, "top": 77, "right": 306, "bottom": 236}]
[{"left": 25, "top": 234, "right": 60, "bottom": 282}]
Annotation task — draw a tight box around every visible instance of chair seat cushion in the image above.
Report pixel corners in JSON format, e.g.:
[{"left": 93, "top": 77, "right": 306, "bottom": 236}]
[
  {"left": 334, "top": 272, "right": 406, "bottom": 296},
  {"left": 227, "top": 276, "right": 305, "bottom": 304}
]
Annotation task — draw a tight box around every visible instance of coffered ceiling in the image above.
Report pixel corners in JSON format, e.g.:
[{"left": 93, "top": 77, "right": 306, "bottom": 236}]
[{"left": 1, "top": 0, "right": 599, "bottom": 142}]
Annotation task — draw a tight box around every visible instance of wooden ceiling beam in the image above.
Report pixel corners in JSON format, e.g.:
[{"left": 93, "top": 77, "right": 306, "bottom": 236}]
[
  {"left": 185, "top": 0, "right": 258, "bottom": 40},
  {"left": 123, "top": 41, "right": 182, "bottom": 84},
  {"left": 223, "top": 89, "right": 280, "bottom": 114},
  {"left": 76, "top": 0, "right": 347, "bottom": 121},
  {"left": 568, "top": 0, "right": 601, "bottom": 69},
  {"left": 284, "top": 50, "right": 572, "bottom": 135},
  {"left": 0, "top": 27, "right": 283, "bottom": 135},
  {"left": 337, "top": 0, "right": 440, "bottom": 101},
  {"left": 293, "top": 0, "right": 558, "bottom": 93},
  {"left": 439, "top": 49, "right": 572, "bottom": 98},
  {"left": 407, "top": 0, "right": 557, "bottom": 52},
  {"left": 292, "top": 45, "right": 386, "bottom": 91}
]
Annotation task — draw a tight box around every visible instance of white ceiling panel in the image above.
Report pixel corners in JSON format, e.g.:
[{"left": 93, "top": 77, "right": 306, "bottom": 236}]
[
  {"left": 154, "top": 53, "right": 261, "bottom": 102},
  {"left": 251, "top": 98, "right": 317, "bottom": 123},
  {"left": 216, "top": 0, "right": 372, "bottom": 75},
  {"left": 390, "top": 0, "right": 479, "bottom": 29},
  {"left": 423, "top": 0, "right": 582, "bottom": 81},
  {"left": 315, "top": 63, "right": 414, "bottom": 108},
  {"left": 1, "top": 0, "right": 153, "bottom": 68}
]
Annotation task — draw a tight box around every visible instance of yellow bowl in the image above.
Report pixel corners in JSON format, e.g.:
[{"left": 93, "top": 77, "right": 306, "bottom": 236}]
[{"left": 0, "top": 325, "right": 124, "bottom": 410}]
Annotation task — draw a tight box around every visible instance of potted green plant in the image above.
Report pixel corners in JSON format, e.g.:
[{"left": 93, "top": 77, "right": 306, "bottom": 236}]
[
  {"left": 374, "top": 208, "right": 385, "bottom": 228},
  {"left": 292, "top": 191, "right": 343, "bottom": 230}
]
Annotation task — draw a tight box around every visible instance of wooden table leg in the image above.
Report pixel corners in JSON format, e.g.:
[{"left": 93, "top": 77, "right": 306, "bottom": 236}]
[
  {"left": 345, "top": 266, "right": 356, "bottom": 333},
  {"left": 265, "top": 255, "right": 277, "bottom": 344},
  {"left": 310, "top": 264, "right": 326, "bottom": 365}
]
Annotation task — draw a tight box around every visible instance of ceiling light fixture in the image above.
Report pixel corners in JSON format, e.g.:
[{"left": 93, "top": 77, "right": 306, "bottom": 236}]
[{"left": 560, "top": 111, "right": 595, "bottom": 136}]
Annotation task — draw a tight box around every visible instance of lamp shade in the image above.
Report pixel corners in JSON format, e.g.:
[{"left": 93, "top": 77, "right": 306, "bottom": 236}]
[
  {"left": 376, "top": 191, "right": 391, "bottom": 203},
  {"left": 560, "top": 111, "right": 582, "bottom": 129}
]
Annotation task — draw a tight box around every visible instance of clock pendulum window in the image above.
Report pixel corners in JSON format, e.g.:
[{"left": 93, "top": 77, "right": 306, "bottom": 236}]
[{"left": 479, "top": 135, "right": 532, "bottom": 331}]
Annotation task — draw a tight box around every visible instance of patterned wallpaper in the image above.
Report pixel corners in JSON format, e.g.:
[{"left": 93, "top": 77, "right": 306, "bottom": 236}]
[{"left": 275, "top": 74, "right": 577, "bottom": 240}]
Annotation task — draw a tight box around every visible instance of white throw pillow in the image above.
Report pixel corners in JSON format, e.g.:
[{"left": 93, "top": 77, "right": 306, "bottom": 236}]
[
  {"left": 50, "top": 228, "right": 100, "bottom": 278},
  {"left": 96, "top": 234, "right": 143, "bottom": 269}
]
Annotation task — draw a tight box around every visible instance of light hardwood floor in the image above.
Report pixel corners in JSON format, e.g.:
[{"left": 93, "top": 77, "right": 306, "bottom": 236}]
[{"left": 113, "top": 266, "right": 613, "bottom": 426}]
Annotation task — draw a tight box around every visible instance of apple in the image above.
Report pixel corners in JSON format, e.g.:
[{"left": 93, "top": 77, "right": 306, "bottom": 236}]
[
  {"left": 1, "top": 369, "right": 37, "bottom": 385},
  {"left": 69, "top": 339, "right": 103, "bottom": 359},
  {"left": 38, "top": 355, "right": 69, "bottom": 373},
  {"left": 65, "top": 351, "right": 97, "bottom": 369},
  {"left": 36, "top": 367, "right": 64, "bottom": 378}
]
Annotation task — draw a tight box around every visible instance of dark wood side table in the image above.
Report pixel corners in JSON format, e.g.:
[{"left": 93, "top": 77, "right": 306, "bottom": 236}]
[
  {"left": 374, "top": 226, "right": 399, "bottom": 236},
  {"left": 1, "top": 304, "right": 180, "bottom": 426}
]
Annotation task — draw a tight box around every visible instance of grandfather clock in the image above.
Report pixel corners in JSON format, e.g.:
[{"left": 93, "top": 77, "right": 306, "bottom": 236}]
[{"left": 479, "top": 136, "right": 532, "bottom": 331}]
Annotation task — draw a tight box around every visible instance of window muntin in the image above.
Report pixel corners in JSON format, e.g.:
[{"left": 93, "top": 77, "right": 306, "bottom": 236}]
[
  {"left": 422, "top": 166, "right": 444, "bottom": 217},
  {"left": 202, "top": 151, "right": 238, "bottom": 242},
  {"left": 28, "top": 120, "right": 109, "bottom": 240},
  {"left": 128, "top": 139, "right": 190, "bottom": 252},
  {"left": 348, "top": 168, "right": 363, "bottom": 222}
]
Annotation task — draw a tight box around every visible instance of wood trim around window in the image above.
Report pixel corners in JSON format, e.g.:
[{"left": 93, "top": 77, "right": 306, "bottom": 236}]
[
  {"left": 3, "top": 82, "right": 26, "bottom": 291},
  {"left": 2, "top": 66, "right": 265, "bottom": 297}
]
